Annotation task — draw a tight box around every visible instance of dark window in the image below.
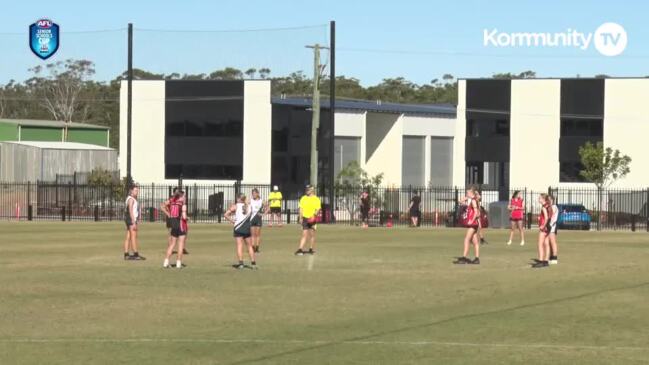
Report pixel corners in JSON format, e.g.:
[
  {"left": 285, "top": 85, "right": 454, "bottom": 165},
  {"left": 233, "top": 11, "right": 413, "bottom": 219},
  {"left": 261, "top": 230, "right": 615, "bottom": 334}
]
[
  {"left": 560, "top": 162, "right": 588, "bottom": 183},
  {"left": 466, "top": 79, "right": 511, "bottom": 112},
  {"left": 165, "top": 81, "right": 244, "bottom": 180},
  {"left": 561, "top": 79, "right": 605, "bottom": 117},
  {"left": 560, "top": 119, "right": 603, "bottom": 137}
]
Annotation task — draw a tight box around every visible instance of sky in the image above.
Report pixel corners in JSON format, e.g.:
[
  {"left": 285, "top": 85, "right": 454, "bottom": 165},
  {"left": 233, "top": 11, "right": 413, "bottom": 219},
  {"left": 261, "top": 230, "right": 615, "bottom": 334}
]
[{"left": 2, "top": 0, "right": 649, "bottom": 85}]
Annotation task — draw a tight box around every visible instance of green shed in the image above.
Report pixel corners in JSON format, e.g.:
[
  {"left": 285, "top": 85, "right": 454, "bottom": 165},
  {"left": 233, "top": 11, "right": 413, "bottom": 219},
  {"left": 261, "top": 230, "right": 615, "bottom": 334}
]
[{"left": 0, "top": 119, "right": 110, "bottom": 147}]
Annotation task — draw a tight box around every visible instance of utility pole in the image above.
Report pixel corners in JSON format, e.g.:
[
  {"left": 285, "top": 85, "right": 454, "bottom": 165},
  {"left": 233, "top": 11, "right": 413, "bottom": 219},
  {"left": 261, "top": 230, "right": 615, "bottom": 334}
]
[
  {"left": 305, "top": 43, "right": 329, "bottom": 190},
  {"left": 126, "top": 23, "right": 133, "bottom": 187}
]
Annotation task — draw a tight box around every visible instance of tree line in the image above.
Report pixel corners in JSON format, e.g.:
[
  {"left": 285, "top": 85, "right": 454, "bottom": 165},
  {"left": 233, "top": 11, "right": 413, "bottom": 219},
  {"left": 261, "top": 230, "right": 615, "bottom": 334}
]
[{"left": 0, "top": 60, "right": 544, "bottom": 149}]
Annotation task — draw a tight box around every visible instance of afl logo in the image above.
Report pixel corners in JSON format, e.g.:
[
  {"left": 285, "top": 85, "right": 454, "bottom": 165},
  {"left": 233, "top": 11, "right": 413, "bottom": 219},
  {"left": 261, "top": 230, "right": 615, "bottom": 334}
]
[{"left": 29, "top": 18, "right": 60, "bottom": 60}]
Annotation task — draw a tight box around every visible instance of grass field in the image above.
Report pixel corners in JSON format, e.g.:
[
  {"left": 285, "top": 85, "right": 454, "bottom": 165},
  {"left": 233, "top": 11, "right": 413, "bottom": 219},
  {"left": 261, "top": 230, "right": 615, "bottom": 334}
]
[{"left": 1, "top": 222, "right": 649, "bottom": 364}]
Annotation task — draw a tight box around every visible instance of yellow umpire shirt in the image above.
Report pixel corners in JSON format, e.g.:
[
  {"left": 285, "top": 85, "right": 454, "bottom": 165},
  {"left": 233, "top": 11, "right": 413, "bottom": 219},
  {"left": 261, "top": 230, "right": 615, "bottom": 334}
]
[
  {"left": 299, "top": 195, "right": 322, "bottom": 219},
  {"left": 269, "top": 191, "right": 283, "bottom": 208}
]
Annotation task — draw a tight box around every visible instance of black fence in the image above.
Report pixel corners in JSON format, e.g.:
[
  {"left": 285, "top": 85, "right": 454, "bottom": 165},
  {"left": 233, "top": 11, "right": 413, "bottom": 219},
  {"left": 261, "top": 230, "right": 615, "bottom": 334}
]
[{"left": 0, "top": 182, "right": 647, "bottom": 232}]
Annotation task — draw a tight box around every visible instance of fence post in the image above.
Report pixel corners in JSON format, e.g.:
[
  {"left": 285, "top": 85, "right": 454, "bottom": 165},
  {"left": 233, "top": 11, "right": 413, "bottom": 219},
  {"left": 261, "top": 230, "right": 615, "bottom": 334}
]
[
  {"left": 527, "top": 212, "right": 532, "bottom": 230},
  {"left": 631, "top": 214, "right": 636, "bottom": 232},
  {"left": 453, "top": 187, "right": 459, "bottom": 227},
  {"left": 287, "top": 208, "right": 291, "bottom": 224},
  {"left": 193, "top": 183, "right": 198, "bottom": 223},
  {"left": 94, "top": 205, "right": 100, "bottom": 222},
  {"left": 61, "top": 205, "right": 66, "bottom": 222},
  {"left": 28, "top": 204, "right": 33, "bottom": 221}
]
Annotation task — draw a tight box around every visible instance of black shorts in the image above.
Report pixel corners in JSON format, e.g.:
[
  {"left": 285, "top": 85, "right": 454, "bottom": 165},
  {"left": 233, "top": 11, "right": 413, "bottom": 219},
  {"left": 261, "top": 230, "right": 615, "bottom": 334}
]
[
  {"left": 125, "top": 216, "right": 136, "bottom": 230},
  {"left": 302, "top": 220, "right": 317, "bottom": 230},
  {"left": 510, "top": 218, "right": 523, "bottom": 222},
  {"left": 234, "top": 231, "right": 251, "bottom": 238},
  {"left": 168, "top": 218, "right": 186, "bottom": 237},
  {"left": 171, "top": 227, "right": 187, "bottom": 237},
  {"left": 166, "top": 217, "right": 172, "bottom": 229},
  {"left": 270, "top": 207, "right": 281, "bottom": 214},
  {"left": 251, "top": 215, "right": 263, "bottom": 227},
  {"left": 410, "top": 209, "right": 421, "bottom": 218}
]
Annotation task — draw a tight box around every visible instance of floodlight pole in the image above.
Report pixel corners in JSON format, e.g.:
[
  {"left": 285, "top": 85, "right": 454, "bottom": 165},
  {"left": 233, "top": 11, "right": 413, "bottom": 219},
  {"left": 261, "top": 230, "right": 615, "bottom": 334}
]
[{"left": 126, "top": 23, "right": 133, "bottom": 187}]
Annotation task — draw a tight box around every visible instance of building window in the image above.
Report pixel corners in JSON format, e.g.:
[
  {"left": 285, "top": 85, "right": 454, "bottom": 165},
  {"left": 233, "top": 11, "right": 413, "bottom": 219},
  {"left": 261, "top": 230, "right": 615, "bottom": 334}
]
[
  {"left": 430, "top": 137, "right": 453, "bottom": 186},
  {"left": 165, "top": 81, "right": 244, "bottom": 180},
  {"left": 402, "top": 136, "right": 425, "bottom": 187},
  {"left": 560, "top": 162, "right": 588, "bottom": 183},
  {"left": 334, "top": 137, "right": 361, "bottom": 178}
]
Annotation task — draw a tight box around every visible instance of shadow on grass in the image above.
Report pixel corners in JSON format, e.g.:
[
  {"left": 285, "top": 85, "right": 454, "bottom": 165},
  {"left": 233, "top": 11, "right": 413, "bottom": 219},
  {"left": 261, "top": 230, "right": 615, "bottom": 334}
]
[{"left": 229, "top": 280, "right": 649, "bottom": 364}]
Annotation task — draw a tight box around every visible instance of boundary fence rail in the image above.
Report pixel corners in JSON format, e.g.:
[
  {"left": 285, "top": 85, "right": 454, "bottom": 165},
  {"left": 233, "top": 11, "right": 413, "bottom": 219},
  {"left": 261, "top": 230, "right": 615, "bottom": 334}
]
[{"left": 0, "top": 182, "right": 646, "bottom": 231}]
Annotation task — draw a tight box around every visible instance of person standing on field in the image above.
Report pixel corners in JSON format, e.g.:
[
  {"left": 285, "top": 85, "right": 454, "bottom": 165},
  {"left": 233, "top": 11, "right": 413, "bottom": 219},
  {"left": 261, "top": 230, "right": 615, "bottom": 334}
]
[
  {"left": 294, "top": 185, "right": 321, "bottom": 256},
  {"left": 161, "top": 189, "right": 188, "bottom": 268},
  {"left": 161, "top": 187, "right": 189, "bottom": 255},
  {"left": 547, "top": 195, "right": 559, "bottom": 265},
  {"left": 250, "top": 188, "right": 268, "bottom": 253},
  {"left": 268, "top": 185, "right": 283, "bottom": 227},
  {"left": 124, "top": 185, "right": 145, "bottom": 261},
  {"left": 360, "top": 190, "right": 370, "bottom": 229},
  {"left": 507, "top": 190, "right": 526, "bottom": 246}
]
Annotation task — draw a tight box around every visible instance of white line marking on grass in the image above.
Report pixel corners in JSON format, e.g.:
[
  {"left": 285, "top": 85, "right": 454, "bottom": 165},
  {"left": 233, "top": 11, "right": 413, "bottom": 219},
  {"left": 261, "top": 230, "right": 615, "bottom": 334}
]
[
  {"left": 307, "top": 255, "right": 315, "bottom": 271},
  {"left": 1, "top": 338, "right": 647, "bottom": 352}
]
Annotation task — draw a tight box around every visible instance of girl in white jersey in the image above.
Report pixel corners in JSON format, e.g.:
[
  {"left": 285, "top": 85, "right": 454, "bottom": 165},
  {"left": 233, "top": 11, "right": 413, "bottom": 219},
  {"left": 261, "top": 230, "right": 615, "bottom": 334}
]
[
  {"left": 547, "top": 195, "right": 559, "bottom": 264},
  {"left": 123, "top": 185, "right": 145, "bottom": 261},
  {"left": 249, "top": 188, "right": 268, "bottom": 253},
  {"left": 224, "top": 193, "right": 257, "bottom": 270}
]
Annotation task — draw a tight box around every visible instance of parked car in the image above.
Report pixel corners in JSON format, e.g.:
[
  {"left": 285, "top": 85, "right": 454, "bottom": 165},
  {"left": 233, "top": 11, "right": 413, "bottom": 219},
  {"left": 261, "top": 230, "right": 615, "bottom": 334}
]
[{"left": 557, "top": 204, "right": 592, "bottom": 230}]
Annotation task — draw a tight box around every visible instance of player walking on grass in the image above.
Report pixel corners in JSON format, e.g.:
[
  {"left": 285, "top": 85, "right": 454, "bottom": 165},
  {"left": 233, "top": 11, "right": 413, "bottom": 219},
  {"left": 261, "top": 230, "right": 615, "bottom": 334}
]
[
  {"left": 250, "top": 188, "right": 268, "bottom": 253},
  {"left": 454, "top": 187, "right": 481, "bottom": 265},
  {"left": 532, "top": 194, "right": 551, "bottom": 268},
  {"left": 295, "top": 185, "right": 321, "bottom": 256},
  {"left": 161, "top": 190, "right": 188, "bottom": 268},
  {"left": 123, "top": 185, "right": 145, "bottom": 261},
  {"left": 507, "top": 190, "right": 526, "bottom": 246},
  {"left": 224, "top": 194, "right": 257, "bottom": 270},
  {"left": 547, "top": 195, "right": 559, "bottom": 265},
  {"left": 268, "top": 185, "right": 283, "bottom": 227}
]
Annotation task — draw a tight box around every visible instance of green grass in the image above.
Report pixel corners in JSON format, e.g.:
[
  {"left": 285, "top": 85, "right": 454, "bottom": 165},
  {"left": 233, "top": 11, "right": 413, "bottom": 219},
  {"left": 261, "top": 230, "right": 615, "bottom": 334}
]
[{"left": 1, "top": 222, "right": 649, "bottom": 364}]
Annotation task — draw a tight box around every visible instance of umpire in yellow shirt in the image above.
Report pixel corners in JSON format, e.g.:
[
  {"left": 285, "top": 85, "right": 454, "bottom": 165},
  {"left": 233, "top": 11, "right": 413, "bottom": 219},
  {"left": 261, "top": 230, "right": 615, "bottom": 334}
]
[
  {"left": 268, "top": 185, "right": 283, "bottom": 227},
  {"left": 294, "top": 185, "right": 321, "bottom": 256}
]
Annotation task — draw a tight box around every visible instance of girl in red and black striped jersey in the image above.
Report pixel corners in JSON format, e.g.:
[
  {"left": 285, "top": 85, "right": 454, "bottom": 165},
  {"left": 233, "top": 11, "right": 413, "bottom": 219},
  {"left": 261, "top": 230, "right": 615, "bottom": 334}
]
[
  {"left": 507, "top": 190, "right": 526, "bottom": 246},
  {"left": 532, "top": 194, "right": 551, "bottom": 268},
  {"left": 454, "top": 187, "right": 481, "bottom": 265},
  {"left": 161, "top": 190, "right": 189, "bottom": 269}
]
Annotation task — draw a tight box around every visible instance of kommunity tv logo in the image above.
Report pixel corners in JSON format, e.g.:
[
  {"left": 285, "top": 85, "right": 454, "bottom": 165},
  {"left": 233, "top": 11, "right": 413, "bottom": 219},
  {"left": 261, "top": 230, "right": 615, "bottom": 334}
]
[{"left": 483, "top": 22, "right": 627, "bottom": 56}]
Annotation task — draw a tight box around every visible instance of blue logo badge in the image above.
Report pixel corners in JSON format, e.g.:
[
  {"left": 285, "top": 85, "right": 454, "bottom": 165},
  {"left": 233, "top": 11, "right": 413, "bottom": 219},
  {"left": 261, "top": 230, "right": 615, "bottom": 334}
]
[{"left": 29, "top": 19, "right": 60, "bottom": 60}]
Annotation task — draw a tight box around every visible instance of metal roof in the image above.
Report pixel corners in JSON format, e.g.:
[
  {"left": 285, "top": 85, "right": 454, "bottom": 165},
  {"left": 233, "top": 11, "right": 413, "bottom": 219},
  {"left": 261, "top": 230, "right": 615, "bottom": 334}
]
[
  {"left": 1, "top": 141, "right": 114, "bottom": 151},
  {"left": 0, "top": 118, "right": 110, "bottom": 130},
  {"left": 272, "top": 97, "right": 456, "bottom": 117}
]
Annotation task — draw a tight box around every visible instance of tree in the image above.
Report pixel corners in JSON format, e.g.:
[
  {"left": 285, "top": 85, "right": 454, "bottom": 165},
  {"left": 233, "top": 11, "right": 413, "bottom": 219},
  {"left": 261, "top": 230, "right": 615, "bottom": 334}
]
[
  {"left": 245, "top": 68, "right": 257, "bottom": 79},
  {"left": 258, "top": 68, "right": 271, "bottom": 79},
  {"left": 208, "top": 67, "right": 243, "bottom": 80},
  {"left": 579, "top": 141, "right": 632, "bottom": 230},
  {"left": 334, "top": 161, "right": 384, "bottom": 223},
  {"left": 26, "top": 59, "right": 96, "bottom": 140},
  {"left": 492, "top": 70, "right": 536, "bottom": 79}
]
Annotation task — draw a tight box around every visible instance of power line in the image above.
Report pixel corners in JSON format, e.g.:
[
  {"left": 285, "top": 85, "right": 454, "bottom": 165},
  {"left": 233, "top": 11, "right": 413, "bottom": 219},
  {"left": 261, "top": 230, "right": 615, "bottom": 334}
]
[{"left": 338, "top": 47, "right": 649, "bottom": 59}]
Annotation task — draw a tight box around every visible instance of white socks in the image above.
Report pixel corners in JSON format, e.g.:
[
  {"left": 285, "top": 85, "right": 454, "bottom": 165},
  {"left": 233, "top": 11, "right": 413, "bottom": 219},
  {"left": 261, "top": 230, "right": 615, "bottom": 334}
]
[
  {"left": 163, "top": 259, "right": 169, "bottom": 268},
  {"left": 176, "top": 261, "right": 182, "bottom": 268}
]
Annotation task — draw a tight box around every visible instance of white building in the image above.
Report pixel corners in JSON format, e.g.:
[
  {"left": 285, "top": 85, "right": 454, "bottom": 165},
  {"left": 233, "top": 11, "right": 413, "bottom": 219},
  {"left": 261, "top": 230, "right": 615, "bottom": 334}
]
[
  {"left": 120, "top": 80, "right": 456, "bottom": 195},
  {"left": 454, "top": 78, "right": 649, "bottom": 194}
]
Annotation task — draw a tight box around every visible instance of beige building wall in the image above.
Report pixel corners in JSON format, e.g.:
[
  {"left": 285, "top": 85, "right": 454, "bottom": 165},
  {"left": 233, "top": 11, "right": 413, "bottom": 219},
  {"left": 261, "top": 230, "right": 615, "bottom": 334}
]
[
  {"left": 119, "top": 80, "right": 166, "bottom": 183},
  {"left": 364, "top": 112, "right": 403, "bottom": 186},
  {"left": 604, "top": 79, "right": 649, "bottom": 188},
  {"left": 334, "top": 111, "right": 366, "bottom": 168},
  {"left": 510, "top": 79, "right": 561, "bottom": 191},
  {"left": 452, "top": 80, "right": 467, "bottom": 187},
  {"left": 242, "top": 81, "right": 272, "bottom": 184}
]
